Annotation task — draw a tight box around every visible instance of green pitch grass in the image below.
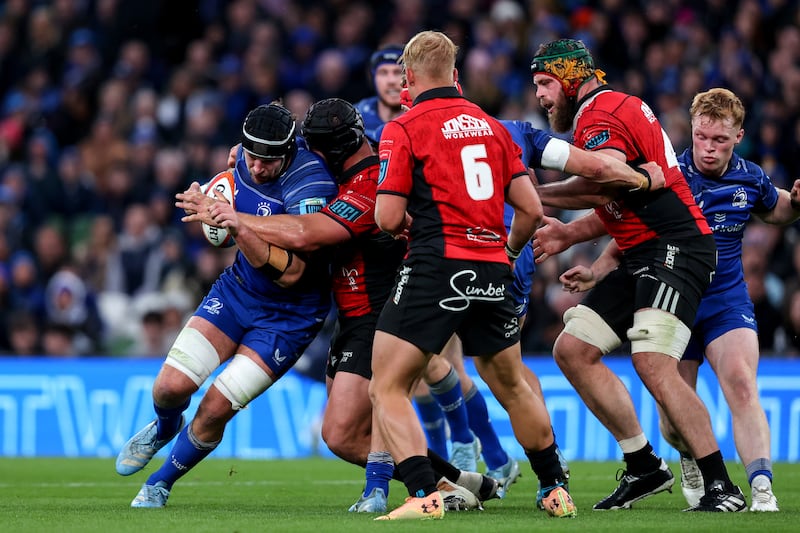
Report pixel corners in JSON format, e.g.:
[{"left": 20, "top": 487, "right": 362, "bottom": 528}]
[{"left": 1, "top": 458, "right": 797, "bottom": 532}]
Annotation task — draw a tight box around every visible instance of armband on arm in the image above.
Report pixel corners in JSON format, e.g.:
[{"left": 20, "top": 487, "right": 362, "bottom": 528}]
[
  {"left": 629, "top": 167, "right": 652, "bottom": 192},
  {"left": 505, "top": 243, "right": 522, "bottom": 262},
  {"left": 258, "top": 243, "right": 294, "bottom": 280}
]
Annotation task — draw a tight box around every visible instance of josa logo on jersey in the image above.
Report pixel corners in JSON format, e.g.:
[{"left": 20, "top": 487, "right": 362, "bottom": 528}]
[
  {"left": 440, "top": 114, "right": 493, "bottom": 139},
  {"left": 378, "top": 149, "right": 391, "bottom": 185},
  {"left": 299, "top": 198, "right": 326, "bottom": 214}
]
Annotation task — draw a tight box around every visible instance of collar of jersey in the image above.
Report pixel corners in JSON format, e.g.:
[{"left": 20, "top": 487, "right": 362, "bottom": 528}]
[
  {"left": 413, "top": 86, "right": 462, "bottom": 106},
  {"left": 576, "top": 84, "right": 612, "bottom": 109},
  {"left": 341, "top": 155, "right": 379, "bottom": 183}
]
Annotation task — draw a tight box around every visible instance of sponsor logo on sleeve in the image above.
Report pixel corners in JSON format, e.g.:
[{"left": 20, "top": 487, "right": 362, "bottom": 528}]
[
  {"left": 202, "top": 297, "right": 224, "bottom": 315},
  {"left": 328, "top": 198, "right": 367, "bottom": 222},
  {"left": 583, "top": 130, "right": 610, "bottom": 150}
]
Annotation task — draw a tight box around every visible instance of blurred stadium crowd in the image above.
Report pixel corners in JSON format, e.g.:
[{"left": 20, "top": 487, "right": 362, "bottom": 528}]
[{"left": 1, "top": 0, "right": 800, "bottom": 359}]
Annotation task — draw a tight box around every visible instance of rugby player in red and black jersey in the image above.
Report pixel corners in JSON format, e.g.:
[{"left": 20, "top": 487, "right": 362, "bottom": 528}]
[
  {"left": 371, "top": 31, "right": 575, "bottom": 521},
  {"left": 531, "top": 38, "right": 746, "bottom": 512},
  {"left": 180, "top": 98, "right": 499, "bottom": 514}
]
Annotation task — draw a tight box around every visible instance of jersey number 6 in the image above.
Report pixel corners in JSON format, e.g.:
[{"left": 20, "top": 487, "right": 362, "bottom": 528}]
[{"left": 461, "top": 144, "right": 494, "bottom": 201}]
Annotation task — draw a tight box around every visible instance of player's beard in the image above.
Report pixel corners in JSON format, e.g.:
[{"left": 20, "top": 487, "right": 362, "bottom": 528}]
[{"left": 548, "top": 97, "right": 578, "bottom": 134}]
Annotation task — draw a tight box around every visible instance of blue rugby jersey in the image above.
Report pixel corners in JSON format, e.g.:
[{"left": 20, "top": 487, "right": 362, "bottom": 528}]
[
  {"left": 228, "top": 145, "right": 338, "bottom": 303},
  {"left": 500, "top": 120, "right": 556, "bottom": 313},
  {"left": 354, "top": 96, "right": 384, "bottom": 145},
  {"left": 679, "top": 148, "right": 778, "bottom": 296},
  {"left": 499, "top": 120, "right": 555, "bottom": 229}
]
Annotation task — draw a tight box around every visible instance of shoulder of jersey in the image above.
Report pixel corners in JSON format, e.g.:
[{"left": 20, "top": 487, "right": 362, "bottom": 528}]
[{"left": 200, "top": 170, "right": 236, "bottom": 248}]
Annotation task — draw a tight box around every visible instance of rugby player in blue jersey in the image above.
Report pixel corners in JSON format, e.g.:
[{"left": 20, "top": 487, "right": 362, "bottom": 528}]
[
  {"left": 114, "top": 103, "right": 338, "bottom": 508},
  {"left": 663, "top": 88, "right": 799, "bottom": 512},
  {"left": 538, "top": 88, "right": 800, "bottom": 513},
  {"left": 354, "top": 44, "right": 405, "bottom": 145},
  {"left": 179, "top": 98, "right": 505, "bottom": 513}
]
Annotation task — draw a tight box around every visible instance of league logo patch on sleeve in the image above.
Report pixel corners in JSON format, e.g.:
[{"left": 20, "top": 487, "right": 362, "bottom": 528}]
[
  {"left": 299, "top": 197, "right": 326, "bottom": 214},
  {"left": 583, "top": 130, "right": 610, "bottom": 150},
  {"left": 378, "top": 149, "right": 391, "bottom": 185}
]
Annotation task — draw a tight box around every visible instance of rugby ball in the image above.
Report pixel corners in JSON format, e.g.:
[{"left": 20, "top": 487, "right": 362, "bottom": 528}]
[{"left": 200, "top": 170, "right": 236, "bottom": 248}]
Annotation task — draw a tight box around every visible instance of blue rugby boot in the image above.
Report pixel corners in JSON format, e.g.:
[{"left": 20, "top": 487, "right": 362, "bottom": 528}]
[
  {"left": 116, "top": 416, "right": 185, "bottom": 476},
  {"left": 131, "top": 481, "right": 170, "bottom": 508}
]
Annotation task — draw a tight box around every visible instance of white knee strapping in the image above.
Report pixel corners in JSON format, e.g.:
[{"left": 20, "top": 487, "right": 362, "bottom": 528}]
[
  {"left": 627, "top": 308, "right": 691, "bottom": 360},
  {"left": 562, "top": 304, "right": 622, "bottom": 355},
  {"left": 164, "top": 327, "right": 221, "bottom": 386},
  {"left": 214, "top": 354, "right": 274, "bottom": 410}
]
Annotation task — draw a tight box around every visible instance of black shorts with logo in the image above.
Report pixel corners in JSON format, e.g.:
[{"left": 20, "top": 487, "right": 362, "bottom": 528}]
[
  {"left": 583, "top": 234, "right": 717, "bottom": 340},
  {"left": 326, "top": 313, "right": 377, "bottom": 380},
  {"left": 376, "top": 255, "right": 520, "bottom": 356}
]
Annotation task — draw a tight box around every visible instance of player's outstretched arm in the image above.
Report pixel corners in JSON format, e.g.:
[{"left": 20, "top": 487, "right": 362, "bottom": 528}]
[
  {"left": 564, "top": 144, "right": 664, "bottom": 191},
  {"left": 757, "top": 179, "right": 800, "bottom": 225},
  {"left": 237, "top": 212, "right": 350, "bottom": 252},
  {"left": 535, "top": 175, "right": 616, "bottom": 209},
  {"left": 179, "top": 187, "right": 350, "bottom": 252}
]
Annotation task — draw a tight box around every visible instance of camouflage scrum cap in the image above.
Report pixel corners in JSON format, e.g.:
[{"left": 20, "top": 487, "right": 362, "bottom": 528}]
[{"left": 530, "top": 39, "right": 606, "bottom": 97}]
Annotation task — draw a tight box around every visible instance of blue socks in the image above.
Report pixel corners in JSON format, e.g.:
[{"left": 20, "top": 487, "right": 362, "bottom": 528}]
[
  {"left": 464, "top": 383, "right": 508, "bottom": 469},
  {"left": 154, "top": 399, "right": 190, "bottom": 441},
  {"left": 745, "top": 458, "right": 773, "bottom": 485},
  {"left": 363, "top": 451, "right": 394, "bottom": 496},
  {"left": 146, "top": 424, "right": 219, "bottom": 490},
  {"left": 429, "top": 368, "right": 473, "bottom": 444},
  {"left": 415, "top": 394, "right": 448, "bottom": 458}
]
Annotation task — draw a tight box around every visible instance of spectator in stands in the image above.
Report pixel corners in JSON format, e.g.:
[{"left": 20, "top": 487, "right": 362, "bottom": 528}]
[
  {"left": 8, "top": 250, "right": 45, "bottom": 321},
  {"left": 780, "top": 282, "right": 800, "bottom": 356},
  {"left": 5, "top": 311, "right": 41, "bottom": 356},
  {"left": 105, "top": 203, "right": 163, "bottom": 297},
  {"left": 44, "top": 266, "right": 104, "bottom": 355},
  {"left": 41, "top": 322, "right": 78, "bottom": 357}
]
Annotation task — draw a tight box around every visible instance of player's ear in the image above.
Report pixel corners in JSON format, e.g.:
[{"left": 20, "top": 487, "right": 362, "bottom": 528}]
[{"left": 405, "top": 66, "right": 416, "bottom": 86}]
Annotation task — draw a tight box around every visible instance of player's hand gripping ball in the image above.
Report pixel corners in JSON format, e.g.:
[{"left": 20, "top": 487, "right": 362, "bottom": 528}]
[{"left": 200, "top": 170, "right": 236, "bottom": 248}]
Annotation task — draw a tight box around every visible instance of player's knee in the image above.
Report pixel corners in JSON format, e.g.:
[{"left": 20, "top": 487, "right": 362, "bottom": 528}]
[
  {"left": 164, "top": 327, "right": 221, "bottom": 387},
  {"left": 214, "top": 354, "right": 273, "bottom": 411},
  {"left": 562, "top": 304, "right": 621, "bottom": 354},
  {"left": 321, "top": 421, "right": 367, "bottom": 464},
  {"left": 627, "top": 309, "right": 690, "bottom": 359},
  {"left": 557, "top": 305, "right": 620, "bottom": 366},
  {"left": 725, "top": 371, "right": 758, "bottom": 407},
  {"left": 424, "top": 354, "right": 452, "bottom": 384},
  {"left": 151, "top": 374, "right": 193, "bottom": 406}
]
